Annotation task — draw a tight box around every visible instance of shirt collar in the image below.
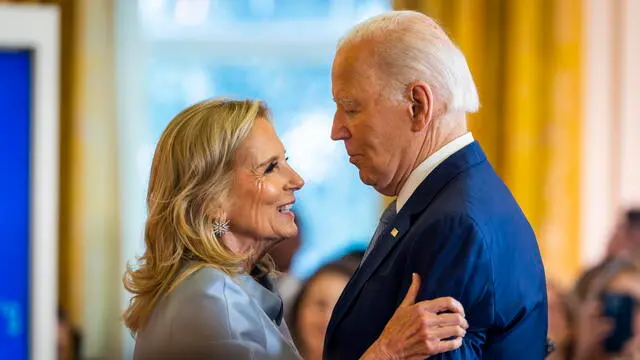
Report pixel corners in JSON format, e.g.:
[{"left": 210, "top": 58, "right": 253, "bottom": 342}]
[
  {"left": 235, "top": 270, "right": 284, "bottom": 326},
  {"left": 396, "top": 132, "right": 474, "bottom": 212}
]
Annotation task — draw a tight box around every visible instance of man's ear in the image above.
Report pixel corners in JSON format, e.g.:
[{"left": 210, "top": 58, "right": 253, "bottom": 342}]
[{"left": 407, "top": 81, "right": 433, "bottom": 132}]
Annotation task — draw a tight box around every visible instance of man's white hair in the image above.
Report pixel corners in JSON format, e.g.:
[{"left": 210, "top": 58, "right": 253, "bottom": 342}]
[{"left": 337, "top": 10, "right": 480, "bottom": 114}]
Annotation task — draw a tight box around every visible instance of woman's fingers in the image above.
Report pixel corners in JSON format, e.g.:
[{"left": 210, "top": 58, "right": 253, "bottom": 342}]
[
  {"left": 429, "top": 325, "right": 467, "bottom": 340},
  {"left": 400, "top": 273, "right": 422, "bottom": 308},
  {"left": 419, "top": 296, "right": 466, "bottom": 317},
  {"left": 594, "top": 318, "right": 614, "bottom": 339},
  {"left": 373, "top": 290, "right": 468, "bottom": 359},
  {"left": 402, "top": 327, "right": 466, "bottom": 359},
  {"left": 432, "top": 312, "right": 469, "bottom": 329},
  {"left": 431, "top": 336, "right": 464, "bottom": 354}
]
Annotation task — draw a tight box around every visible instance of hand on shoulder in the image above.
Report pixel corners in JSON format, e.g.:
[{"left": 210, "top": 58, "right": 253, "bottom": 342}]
[{"left": 361, "top": 273, "right": 468, "bottom": 360}]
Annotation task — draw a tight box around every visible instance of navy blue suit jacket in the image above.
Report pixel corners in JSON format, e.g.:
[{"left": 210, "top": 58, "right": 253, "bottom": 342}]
[{"left": 324, "top": 142, "right": 548, "bottom": 359}]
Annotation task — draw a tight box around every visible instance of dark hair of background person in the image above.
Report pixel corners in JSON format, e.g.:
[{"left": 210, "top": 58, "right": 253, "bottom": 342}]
[
  {"left": 575, "top": 256, "right": 640, "bottom": 304},
  {"left": 287, "top": 257, "right": 359, "bottom": 354},
  {"left": 627, "top": 209, "right": 640, "bottom": 260},
  {"left": 58, "top": 306, "right": 82, "bottom": 360},
  {"left": 339, "top": 249, "right": 365, "bottom": 264},
  {"left": 627, "top": 209, "right": 640, "bottom": 229}
]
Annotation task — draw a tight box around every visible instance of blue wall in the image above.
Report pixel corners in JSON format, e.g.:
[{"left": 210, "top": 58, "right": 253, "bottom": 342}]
[{"left": 0, "top": 49, "right": 31, "bottom": 360}]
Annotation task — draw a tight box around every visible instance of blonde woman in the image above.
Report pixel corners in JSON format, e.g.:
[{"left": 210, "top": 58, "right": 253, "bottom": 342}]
[{"left": 124, "top": 99, "right": 469, "bottom": 360}]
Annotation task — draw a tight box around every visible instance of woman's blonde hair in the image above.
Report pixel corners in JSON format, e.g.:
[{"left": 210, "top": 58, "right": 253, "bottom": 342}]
[{"left": 123, "top": 98, "right": 274, "bottom": 333}]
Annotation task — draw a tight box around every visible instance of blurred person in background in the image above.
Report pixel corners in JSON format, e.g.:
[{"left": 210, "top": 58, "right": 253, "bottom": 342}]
[
  {"left": 546, "top": 281, "right": 576, "bottom": 360},
  {"left": 607, "top": 209, "right": 640, "bottom": 260},
  {"left": 339, "top": 247, "right": 366, "bottom": 264},
  {"left": 288, "top": 258, "right": 359, "bottom": 360},
  {"left": 123, "top": 98, "right": 468, "bottom": 359},
  {"left": 573, "top": 258, "right": 640, "bottom": 360},
  {"left": 57, "top": 306, "right": 81, "bottom": 360},
  {"left": 575, "top": 209, "right": 640, "bottom": 307}
]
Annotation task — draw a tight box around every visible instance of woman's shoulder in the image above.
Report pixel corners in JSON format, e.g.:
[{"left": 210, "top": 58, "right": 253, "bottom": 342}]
[
  {"left": 181, "top": 265, "right": 230, "bottom": 288},
  {"left": 135, "top": 267, "right": 269, "bottom": 357},
  {"left": 158, "top": 266, "right": 254, "bottom": 334},
  {"left": 173, "top": 266, "right": 248, "bottom": 305}
]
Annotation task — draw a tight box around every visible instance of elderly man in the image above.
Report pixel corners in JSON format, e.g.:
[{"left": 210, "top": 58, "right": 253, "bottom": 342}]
[{"left": 324, "top": 11, "right": 548, "bottom": 359}]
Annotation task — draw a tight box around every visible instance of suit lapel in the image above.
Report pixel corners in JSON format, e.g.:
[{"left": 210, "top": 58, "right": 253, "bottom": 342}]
[
  {"left": 325, "top": 142, "right": 488, "bottom": 346},
  {"left": 325, "top": 211, "right": 411, "bottom": 342}
]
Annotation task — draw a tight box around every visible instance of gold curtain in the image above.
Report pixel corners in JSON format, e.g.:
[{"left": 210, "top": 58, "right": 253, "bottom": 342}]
[{"left": 394, "top": 0, "right": 582, "bottom": 284}]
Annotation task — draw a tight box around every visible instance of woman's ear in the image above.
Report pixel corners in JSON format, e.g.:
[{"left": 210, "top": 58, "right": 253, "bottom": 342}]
[
  {"left": 207, "top": 201, "right": 227, "bottom": 222},
  {"left": 408, "top": 81, "right": 433, "bottom": 132}
]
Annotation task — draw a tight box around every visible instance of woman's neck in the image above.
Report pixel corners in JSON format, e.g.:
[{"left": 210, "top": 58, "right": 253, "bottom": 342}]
[{"left": 221, "top": 231, "right": 273, "bottom": 271}]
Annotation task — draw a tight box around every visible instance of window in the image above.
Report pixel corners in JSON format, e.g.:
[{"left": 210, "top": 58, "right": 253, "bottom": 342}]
[{"left": 117, "top": 0, "right": 391, "bottom": 283}]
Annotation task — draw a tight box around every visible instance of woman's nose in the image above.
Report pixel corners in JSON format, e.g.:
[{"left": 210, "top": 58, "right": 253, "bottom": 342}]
[{"left": 285, "top": 165, "right": 305, "bottom": 191}]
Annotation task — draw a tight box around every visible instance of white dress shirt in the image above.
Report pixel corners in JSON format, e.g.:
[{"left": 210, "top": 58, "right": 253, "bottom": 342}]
[{"left": 396, "top": 133, "right": 475, "bottom": 213}]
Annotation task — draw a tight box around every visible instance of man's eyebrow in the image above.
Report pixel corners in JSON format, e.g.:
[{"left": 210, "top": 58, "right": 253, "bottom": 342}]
[{"left": 333, "top": 98, "right": 358, "bottom": 107}]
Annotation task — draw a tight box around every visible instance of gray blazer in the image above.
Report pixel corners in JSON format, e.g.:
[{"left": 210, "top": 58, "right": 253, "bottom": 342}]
[{"left": 134, "top": 266, "right": 302, "bottom": 360}]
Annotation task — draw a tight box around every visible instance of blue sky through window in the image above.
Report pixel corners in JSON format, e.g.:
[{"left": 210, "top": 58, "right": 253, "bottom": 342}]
[{"left": 138, "top": 0, "right": 390, "bottom": 277}]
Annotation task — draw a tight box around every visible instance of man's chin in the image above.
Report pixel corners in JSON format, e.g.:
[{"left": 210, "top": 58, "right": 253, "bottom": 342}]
[
  {"left": 360, "top": 173, "right": 396, "bottom": 196},
  {"left": 358, "top": 171, "right": 376, "bottom": 187}
]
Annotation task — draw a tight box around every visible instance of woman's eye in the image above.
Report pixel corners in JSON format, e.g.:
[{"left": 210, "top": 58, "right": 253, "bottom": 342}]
[{"left": 264, "top": 161, "right": 278, "bottom": 174}]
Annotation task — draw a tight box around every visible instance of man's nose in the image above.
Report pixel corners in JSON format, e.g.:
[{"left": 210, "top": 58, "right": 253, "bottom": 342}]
[{"left": 331, "top": 114, "right": 349, "bottom": 141}]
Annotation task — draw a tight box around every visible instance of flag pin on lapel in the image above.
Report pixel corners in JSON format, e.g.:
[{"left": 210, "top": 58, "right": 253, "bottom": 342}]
[{"left": 391, "top": 228, "right": 399, "bottom": 237}]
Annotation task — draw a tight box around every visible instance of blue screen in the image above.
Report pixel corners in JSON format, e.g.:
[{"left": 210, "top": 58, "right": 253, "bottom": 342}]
[{"left": 0, "top": 49, "right": 31, "bottom": 360}]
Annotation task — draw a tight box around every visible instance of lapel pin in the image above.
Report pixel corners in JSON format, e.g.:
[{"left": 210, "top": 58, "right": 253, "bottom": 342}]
[{"left": 390, "top": 228, "right": 399, "bottom": 237}]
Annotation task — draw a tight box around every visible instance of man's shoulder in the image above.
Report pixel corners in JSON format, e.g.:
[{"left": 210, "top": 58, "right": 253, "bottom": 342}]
[
  {"left": 409, "top": 179, "right": 536, "bottom": 258},
  {"left": 438, "top": 160, "right": 512, "bottom": 201},
  {"left": 406, "top": 212, "right": 488, "bottom": 257},
  {"left": 425, "top": 163, "right": 531, "bottom": 230}
]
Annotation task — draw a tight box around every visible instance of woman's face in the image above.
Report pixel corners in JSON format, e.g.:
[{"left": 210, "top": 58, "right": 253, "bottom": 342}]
[
  {"left": 225, "top": 117, "right": 304, "bottom": 243},
  {"left": 297, "top": 271, "right": 349, "bottom": 360}
]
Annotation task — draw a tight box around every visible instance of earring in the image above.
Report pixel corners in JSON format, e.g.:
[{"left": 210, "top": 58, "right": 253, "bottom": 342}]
[{"left": 213, "top": 216, "right": 230, "bottom": 237}]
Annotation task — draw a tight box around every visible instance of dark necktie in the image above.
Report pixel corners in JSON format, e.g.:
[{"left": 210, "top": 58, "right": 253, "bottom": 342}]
[{"left": 361, "top": 200, "right": 397, "bottom": 264}]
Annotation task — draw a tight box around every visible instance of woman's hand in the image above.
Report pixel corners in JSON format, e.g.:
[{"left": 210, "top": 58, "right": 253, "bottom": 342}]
[
  {"left": 621, "top": 336, "right": 640, "bottom": 360},
  {"left": 361, "top": 273, "right": 468, "bottom": 360},
  {"left": 573, "top": 300, "right": 614, "bottom": 360}
]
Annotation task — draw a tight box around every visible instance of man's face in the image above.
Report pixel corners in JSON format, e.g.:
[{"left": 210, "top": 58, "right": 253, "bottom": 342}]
[{"left": 330, "top": 44, "right": 415, "bottom": 196}]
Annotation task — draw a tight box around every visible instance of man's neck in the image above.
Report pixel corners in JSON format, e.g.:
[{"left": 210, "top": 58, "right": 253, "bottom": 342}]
[{"left": 393, "top": 114, "right": 468, "bottom": 196}]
